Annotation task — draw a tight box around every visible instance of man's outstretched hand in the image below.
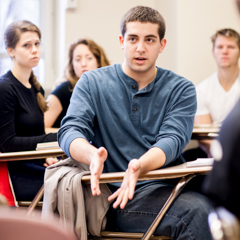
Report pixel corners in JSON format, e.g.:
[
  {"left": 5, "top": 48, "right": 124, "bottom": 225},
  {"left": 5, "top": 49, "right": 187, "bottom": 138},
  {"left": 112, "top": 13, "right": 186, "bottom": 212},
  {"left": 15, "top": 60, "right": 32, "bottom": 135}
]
[
  {"left": 108, "top": 159, "right": 141, "bottom": 209},
  {"left": 90, "top": 147, "right": 108, "bottom": 196}
]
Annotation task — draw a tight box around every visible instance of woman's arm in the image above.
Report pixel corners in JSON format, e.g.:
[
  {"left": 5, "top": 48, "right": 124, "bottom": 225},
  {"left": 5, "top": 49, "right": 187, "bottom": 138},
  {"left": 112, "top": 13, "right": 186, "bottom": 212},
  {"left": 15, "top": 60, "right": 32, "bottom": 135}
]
[{"left": 44, "top": 94, "right": 63, "bottom": 127}]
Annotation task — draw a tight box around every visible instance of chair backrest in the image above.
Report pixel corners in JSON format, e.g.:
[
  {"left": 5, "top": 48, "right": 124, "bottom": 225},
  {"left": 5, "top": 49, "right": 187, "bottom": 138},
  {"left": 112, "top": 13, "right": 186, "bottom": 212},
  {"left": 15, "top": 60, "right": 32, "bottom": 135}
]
[{"left": 0, "top": 207, "right": 77, "bottom": 240}]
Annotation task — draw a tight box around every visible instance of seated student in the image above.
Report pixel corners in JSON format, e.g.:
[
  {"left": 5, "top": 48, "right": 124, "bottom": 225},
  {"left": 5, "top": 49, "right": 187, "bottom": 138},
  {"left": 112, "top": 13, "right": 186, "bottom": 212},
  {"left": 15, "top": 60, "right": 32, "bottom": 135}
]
[
  {"left": 203, "top": 0, "right": 240, "bottom": 221},
  {"left": 203, "top": 98, "right": 240, "bottom": 219},
  {"left": 183, "top": 28, "right": 240, "bottom": 161},
  {"left": 0, "top": 20, "right": 58, "bottom": 201},
  {"left": 54, "top": 6, "right": 212, "bottom": 239},
  {"left": 44, "top": 39, "right": 110, "bottom": 128}
]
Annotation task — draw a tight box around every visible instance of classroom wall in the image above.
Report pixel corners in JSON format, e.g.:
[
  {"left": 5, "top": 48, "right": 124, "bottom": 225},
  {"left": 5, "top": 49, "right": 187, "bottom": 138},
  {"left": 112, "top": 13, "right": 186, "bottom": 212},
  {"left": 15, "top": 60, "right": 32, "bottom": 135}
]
[
  {"left": 49, "top": 0, "right": 240, "bottom": 151},
  {"left": 56, "top": 0, "right": 240, "bottom": 87}
]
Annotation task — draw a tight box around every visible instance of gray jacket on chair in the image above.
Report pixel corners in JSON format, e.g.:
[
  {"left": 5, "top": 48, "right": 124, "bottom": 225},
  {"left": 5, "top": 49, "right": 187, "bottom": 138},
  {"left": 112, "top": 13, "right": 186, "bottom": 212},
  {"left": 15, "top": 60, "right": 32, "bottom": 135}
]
[{"left": 42, "top": 158, "right": 112, "bottom": 240}]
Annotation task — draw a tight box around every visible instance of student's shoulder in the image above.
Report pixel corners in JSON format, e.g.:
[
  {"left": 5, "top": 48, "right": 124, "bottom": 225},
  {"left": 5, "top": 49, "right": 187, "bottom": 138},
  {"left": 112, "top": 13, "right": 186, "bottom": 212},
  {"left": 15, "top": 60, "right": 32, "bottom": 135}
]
[
  {"left": 0, "top": 73, "right": 17, "bottom": 103},
  {"left": 0, "top": 71, "right": 15, "bottom": 91},
  {"left": 50, "top": 81, "right": 72, "bottom": 101},
  {"left": 83, "top": 64, "right": 119, "bottom": 83},
  {"left": 156, "top": 67, "right": 194, "bottom": 88},
  {"left": 89, "top": 64, "right": 117, "bottom": 76},
  {"left": 54, "top": 81, "right": 72, "bottom": 91},
  {"left": 196, "top": 72, "right": 217, "bottom": 90}
]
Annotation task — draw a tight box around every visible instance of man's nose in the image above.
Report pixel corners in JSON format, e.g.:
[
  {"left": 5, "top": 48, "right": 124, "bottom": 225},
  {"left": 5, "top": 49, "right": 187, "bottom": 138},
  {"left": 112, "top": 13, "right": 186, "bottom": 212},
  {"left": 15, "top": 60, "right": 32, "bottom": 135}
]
[
  {"left": 136, "top": 41, "right": 145, "bottom": 53},
  {"left": 222, "top": 46, "right": 229, "bottom": 53}
]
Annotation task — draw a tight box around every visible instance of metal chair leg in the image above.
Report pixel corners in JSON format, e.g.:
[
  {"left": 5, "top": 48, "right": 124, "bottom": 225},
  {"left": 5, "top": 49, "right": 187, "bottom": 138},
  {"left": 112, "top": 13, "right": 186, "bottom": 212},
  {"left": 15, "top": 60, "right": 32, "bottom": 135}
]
[
  {"left": 141, "top": 174, "right": 196, "bottom": 240},
  {"left": 27, "top": 185, "right": 44, "bottom": 216}
]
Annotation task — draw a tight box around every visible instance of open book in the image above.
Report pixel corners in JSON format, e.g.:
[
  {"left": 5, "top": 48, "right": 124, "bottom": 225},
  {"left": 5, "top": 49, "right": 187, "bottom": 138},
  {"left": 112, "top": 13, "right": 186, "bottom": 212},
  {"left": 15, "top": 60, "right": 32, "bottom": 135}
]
[
  {"left": 187, "top": 158, "right": 214, "bottom": 168},
  {"left": 36, "top": 141, "right": 60, "bottom": 150}
]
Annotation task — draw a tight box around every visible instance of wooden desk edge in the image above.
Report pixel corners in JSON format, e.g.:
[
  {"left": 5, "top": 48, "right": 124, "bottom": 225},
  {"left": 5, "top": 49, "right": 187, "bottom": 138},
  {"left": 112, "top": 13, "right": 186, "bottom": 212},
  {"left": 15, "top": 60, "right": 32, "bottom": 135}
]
[
  {"left": 0, "top": 148, "right": 65, "bottom": 161},
  {"left": 81, "top": 164, "right": 212, "bottom": 184}
]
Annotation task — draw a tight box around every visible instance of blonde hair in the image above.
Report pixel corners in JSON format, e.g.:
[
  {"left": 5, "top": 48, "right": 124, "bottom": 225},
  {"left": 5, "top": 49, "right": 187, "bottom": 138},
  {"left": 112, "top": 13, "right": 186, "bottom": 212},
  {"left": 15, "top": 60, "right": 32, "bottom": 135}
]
[
  {"left": 64, "top": 38, "right": 110, "bottom": 89},
  {"left": 211, "top": 28, "right": 240, "bottom": 50},
  {"left": 4, "top": 20, "right": 48, "bottom": 113}
]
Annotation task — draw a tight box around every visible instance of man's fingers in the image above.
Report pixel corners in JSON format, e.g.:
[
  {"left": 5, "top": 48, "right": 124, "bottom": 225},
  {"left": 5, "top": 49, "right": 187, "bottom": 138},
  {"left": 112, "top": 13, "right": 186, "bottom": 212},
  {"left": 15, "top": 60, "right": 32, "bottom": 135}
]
[
  {"left": 108, "top": 188, "right": 121, "bottom": 201},
  {"left": 113, "top": 189, "right": 125, "bottom": 209},
  {"left": 91, "top": 174, "right": 100, "bottom": 196},
  {"left": 98, "top": 147, "right": 108, "bottom": 160},
  {"left": 128, "top": 180, "right": 136, "bottom": 200},
  {"left": 120, "top": 188, "right": 129, "bottom": 209}
]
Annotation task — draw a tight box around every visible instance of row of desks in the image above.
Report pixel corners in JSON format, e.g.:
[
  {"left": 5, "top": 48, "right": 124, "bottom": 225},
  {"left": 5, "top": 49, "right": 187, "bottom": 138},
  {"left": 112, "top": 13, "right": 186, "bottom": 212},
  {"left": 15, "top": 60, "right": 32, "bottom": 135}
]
[
  {"left": 191, "top": 125, "right": 219, "bottom": 140},
  {"left": 46, "top": 125, "right": 220, "bottom": 139},
  {"left": 0, "top": 125, "right": 219, "bottom": 162}
]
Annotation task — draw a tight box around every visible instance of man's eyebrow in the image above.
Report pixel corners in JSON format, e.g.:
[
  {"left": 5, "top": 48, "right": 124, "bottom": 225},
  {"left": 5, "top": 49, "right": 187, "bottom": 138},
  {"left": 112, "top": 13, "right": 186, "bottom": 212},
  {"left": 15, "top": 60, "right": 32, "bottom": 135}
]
[
  {"left": 126, "top": 34, "right": 158, "bottom": 38},
  {"left": 145, "top": 35, "right": 158, "bottom": 38},
  {"left": 127, "top": 34, "right": 138, "bottom": 37}
]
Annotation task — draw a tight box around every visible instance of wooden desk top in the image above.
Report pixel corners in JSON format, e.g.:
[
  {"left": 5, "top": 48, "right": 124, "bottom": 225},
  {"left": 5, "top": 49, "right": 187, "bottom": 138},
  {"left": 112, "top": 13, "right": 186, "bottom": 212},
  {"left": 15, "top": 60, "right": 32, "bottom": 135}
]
[
  {"left": 192, "top": 125, "right": 220, "bottom": 139},
  {"left": 0, "top": 148, "right": 65, "bottom": 162},
  {"left": 81, "top": 163, "right": 212, "bottom": 184}
]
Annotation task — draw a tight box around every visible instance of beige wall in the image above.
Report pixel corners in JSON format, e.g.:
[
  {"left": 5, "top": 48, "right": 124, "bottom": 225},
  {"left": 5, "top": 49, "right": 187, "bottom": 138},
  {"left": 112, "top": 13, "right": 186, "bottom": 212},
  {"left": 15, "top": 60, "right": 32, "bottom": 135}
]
[
  {"left": 60, "top": 0, "right": 239, "bottom": 86},
  {"left": 176, "top": 0, "right": 240, "bottom": 85}
]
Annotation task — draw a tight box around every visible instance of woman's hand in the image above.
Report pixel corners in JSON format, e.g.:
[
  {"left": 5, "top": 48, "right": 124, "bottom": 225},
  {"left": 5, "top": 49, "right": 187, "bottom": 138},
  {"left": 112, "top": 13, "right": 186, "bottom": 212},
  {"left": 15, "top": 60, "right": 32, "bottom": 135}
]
[{"left": 44, "top": 157, "right": 58, "bottom": 167}]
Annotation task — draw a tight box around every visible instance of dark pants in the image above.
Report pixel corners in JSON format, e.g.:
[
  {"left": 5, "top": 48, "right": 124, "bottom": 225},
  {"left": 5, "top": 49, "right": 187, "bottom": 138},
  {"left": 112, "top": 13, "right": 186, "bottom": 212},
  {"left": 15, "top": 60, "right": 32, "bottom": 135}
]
[
  {"left": 180, "top": 148, "right": 208, "bottom": 194},
  {"left": 181, "top": 147, "right": 207, "bottom": 162},
  {"left": 7, "top": 160, "right": 45, "bottom": 201},
  {"left": 106, "top": 182, "right": 212, "bottom": 240}
]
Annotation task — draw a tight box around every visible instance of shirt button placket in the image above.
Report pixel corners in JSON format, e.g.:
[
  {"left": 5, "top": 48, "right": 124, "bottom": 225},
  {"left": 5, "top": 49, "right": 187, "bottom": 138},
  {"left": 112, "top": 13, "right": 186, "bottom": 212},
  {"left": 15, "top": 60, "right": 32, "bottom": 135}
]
[{"left": 132, "top": 84, "right": 138, "bottom": 120}]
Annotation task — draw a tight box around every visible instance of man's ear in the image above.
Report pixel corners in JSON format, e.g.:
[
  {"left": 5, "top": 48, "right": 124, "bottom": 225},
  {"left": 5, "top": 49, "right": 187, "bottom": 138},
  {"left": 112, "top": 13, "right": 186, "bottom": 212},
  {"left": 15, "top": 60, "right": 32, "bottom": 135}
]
[
  {"left": 7, "top": 48, "right": 14, "bottom": 58},
  {"left": 159, "top": 38, "right": 167, "bottom": 53},
  {"left": 119, "top": 35, "right": 124, "bottom": 50}
]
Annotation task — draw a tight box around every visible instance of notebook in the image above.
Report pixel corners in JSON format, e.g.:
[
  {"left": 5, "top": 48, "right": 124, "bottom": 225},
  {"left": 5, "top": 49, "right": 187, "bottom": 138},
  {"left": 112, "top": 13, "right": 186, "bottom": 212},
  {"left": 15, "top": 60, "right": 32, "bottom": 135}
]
[
  {"left": 36, "top": 141, "right": 60, "bottom": 150},
  {"left": 186, "top": 158, "right": 214, "bottom": 168}
]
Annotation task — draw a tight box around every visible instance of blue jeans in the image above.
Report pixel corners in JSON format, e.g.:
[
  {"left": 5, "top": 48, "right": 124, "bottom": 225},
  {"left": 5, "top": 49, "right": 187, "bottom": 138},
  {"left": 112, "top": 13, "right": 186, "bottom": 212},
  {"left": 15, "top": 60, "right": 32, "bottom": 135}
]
[{"left": 106, "top": 181, "right": 212, "bottom": 240}]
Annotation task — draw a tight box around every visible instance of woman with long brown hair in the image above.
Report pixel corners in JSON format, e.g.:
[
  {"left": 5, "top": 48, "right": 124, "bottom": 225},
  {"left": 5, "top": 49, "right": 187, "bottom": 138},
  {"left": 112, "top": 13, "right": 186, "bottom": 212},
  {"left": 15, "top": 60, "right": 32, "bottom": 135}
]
[
  {"left": 45, "top": 38, "right": 110, "bottom": 128},
  {"left": 0, "top": 20, "right": 57, "bottom": 202}
]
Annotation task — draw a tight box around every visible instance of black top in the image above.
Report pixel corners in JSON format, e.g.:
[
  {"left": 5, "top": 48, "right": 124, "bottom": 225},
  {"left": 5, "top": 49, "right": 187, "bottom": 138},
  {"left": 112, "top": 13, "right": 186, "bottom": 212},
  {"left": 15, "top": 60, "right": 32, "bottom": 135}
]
[
  {"left": 51, "top": 81, "right": 73, "bottom": 128},
  {"left": 203, "top": 98, "right": 240, "bottom": 219},
  {"left": 0, "top": 70, "right": 57, "bottom": 152}
]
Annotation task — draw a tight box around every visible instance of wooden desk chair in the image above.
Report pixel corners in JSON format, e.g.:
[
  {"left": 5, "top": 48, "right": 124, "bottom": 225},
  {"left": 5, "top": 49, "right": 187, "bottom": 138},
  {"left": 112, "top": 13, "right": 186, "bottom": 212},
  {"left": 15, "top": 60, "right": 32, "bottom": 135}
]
[
  {"left": 0, "top": 207, "right": 77, "bottom": 240},
  {"left": 0, "top": 148, "right": 65, "bottom": 213},
  {"left": 81, "top": 163, "right": 212, "bottom": 240}
]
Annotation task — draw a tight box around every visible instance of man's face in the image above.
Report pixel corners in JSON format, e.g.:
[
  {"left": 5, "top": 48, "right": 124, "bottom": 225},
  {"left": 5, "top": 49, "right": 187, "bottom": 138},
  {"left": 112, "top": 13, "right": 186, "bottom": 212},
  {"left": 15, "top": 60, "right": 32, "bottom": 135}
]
[
  {"left": 119, "top": 21, "right": 166, "bottom": 76},
  {"left": 213, "top": 35, "right": 240, "bottom": 69}
]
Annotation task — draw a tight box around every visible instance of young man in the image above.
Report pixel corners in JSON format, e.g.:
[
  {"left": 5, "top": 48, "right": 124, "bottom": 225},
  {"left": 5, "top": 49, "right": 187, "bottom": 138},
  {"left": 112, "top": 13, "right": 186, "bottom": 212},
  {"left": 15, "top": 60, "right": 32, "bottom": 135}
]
[
  {"left": 57, "top": 6, "right": 212, "bottom": 239},
  {"left": 184, "top": 28, "right": 240, "bottom": 160}
]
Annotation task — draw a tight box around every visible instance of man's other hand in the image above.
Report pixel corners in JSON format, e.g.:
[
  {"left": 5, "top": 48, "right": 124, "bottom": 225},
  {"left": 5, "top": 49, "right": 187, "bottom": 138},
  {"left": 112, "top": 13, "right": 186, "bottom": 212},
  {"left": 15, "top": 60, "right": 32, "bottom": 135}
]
[{"left": 108, "top": 159, "right": 141, "bottom": 209}]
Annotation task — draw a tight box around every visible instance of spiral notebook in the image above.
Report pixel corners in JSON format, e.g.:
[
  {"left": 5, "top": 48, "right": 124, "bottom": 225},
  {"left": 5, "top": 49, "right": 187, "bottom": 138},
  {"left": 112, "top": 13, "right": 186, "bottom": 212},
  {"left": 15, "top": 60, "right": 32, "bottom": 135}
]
[{"left": 186, "top": 158, "right": 214, "bottom": 168}]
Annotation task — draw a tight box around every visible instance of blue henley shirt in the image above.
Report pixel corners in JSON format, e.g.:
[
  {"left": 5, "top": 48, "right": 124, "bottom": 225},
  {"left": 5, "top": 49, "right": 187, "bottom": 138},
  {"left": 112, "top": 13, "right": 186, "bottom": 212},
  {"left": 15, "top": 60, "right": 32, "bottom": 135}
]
[{"left": 58, "top": 64, "right": 196, "bottom": 175}]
